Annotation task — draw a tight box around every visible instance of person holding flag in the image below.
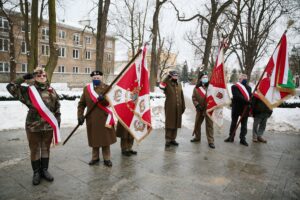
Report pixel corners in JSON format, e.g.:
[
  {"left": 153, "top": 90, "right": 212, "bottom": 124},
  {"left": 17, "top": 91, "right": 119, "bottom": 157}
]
[
  {"left": 191, "top": 71, "right": 215, "bottom": 149},
  {"left": 116, "top": 122, "right": 137, "bottom": 156},
  {"left": 6, "top": 67, "right": 61, "bottom": 185},
  {"left": 77, "top": 71, "right": 116, "bottom": 167},
  {"left": 251, "top": 95, "right": 272, "bottom": 143},
  {"left": 224, "top": 74, "right": 252, "bottom": 146},
  {"left": 252, "top": 31, "right": 295, "bottom": 142},
  {"left": 159, "top": 70, "right": 186, "bottom": 148}
]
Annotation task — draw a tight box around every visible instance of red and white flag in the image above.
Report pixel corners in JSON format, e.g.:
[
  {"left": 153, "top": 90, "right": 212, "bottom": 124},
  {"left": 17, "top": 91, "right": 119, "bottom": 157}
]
[
  {"left": 254, "top": 34, "right": 295, "bottom": 109},
  {"left": 106, "top": 45, "right": 152, "bottom": 142},
  {"left": 206, "top": 43, "right": 231, "bottom": 127}
]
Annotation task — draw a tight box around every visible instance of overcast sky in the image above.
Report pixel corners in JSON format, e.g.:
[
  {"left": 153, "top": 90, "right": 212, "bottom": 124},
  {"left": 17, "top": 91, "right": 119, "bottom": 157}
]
[{"left": 57, "top": 0, "right": 300, "bottom": 71}]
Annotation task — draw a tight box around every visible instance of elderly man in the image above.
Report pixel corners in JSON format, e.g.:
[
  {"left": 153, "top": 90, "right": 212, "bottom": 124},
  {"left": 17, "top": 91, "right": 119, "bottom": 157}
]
[
  {"left": 77, "top": 71, "right": 116, "bottom": 167},
  {"left": 159, "top": 70, "right": 186, "bottom": 148},
  {"left": 225, "top": 74, "right": 252, "bottom": 146}
]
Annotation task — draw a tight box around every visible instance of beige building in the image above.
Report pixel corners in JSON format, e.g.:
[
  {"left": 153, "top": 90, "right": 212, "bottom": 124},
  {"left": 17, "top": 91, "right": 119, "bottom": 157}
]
[{"left": 0, "top": 12, "right": 115, "bottom": 87}]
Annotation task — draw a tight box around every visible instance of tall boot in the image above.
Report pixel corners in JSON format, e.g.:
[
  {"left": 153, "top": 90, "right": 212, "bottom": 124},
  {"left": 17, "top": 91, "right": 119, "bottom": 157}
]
[
  {"left": 41, "top": 158, "right": 54, "bottom": 182},
  {"left": 31, "top": 159, "right": 41, "bottom": 185}
]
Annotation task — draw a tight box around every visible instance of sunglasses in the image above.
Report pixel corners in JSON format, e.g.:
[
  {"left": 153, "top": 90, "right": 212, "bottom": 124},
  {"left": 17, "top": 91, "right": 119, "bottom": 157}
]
[{"left": 36, "top": 74, "right": 47, "bottom": 78}]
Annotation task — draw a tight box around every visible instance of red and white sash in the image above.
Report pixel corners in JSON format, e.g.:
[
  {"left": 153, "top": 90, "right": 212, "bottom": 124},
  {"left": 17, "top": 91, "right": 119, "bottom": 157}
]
[
  {"left": 236, "top": 82, "right": 250, "bottom": 101},
  {"left": 196, "top": 87, "right": 206, "bottom": 98},
  {"left": 87, "top": 83, "right": 115, "bottom": 128},
  {"left": 28, "top": 86, "right": 61, "bottom": 144}
]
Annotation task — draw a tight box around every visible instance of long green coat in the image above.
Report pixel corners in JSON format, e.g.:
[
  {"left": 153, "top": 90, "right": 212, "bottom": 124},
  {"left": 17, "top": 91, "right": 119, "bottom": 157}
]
[
  {"left": 77, "top": 83, "right": 116, "bottom": 147},
  {"left": 160, "top": 77, "right": 186, "bottom": 129}
]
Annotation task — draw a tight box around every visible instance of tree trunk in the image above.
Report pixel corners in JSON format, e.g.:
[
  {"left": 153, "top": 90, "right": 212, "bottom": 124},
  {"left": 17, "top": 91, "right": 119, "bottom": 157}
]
[
  {"left": 29, "top": 0, "right": 38, "bottom": 72},
  {"left": 202, "top": 20, "right": 216, "bottom": 72},
  {"left": 8, "top": 22, "right": 16, "bottom": 81},
  {"left": 45, "top": 0, "right": 58, "bottom": 83},
  {"left": 0, "top": 0, "right": 16, "bottom": 81},
  {"left": 96, "top": 0, "right": 110, "bottom": 75},
  {"left": 20, "top": 0, "right": 31, "bottom": 66},
  {"left": 150, "top": 0, "right": 166, "bottom": 91}
]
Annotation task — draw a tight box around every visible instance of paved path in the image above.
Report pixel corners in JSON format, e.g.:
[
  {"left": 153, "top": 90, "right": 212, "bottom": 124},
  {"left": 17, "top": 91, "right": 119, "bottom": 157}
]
[{"left": 0, "top": 123, "right": 300, "bottom": 200}]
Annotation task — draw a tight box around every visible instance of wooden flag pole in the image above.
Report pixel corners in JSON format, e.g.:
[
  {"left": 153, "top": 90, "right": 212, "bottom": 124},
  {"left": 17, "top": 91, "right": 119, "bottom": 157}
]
[{"left": 63, "top": 49, "right": 143, "bottom": 145}]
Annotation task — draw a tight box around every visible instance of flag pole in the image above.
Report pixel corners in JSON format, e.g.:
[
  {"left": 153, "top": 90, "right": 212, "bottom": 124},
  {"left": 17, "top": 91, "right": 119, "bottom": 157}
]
[
  {"left": 231, "top": 20, "right": 294, "bottom": 138},
  {"left": 63, "top": 49, "right": 143, "bottom": 145}
]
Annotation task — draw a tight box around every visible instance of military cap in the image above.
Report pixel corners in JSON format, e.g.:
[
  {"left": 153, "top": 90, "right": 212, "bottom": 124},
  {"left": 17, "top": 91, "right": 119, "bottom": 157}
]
[
  {"left": 169, "top": 70, "right": 178, "bottom": 76},
  {"left": 90, "top": 70, "right": 103, "bottom": 77}
]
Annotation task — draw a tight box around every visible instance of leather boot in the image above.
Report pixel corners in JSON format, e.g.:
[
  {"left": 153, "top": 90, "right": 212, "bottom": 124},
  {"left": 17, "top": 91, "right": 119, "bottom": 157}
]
[
  {"left": 31, "top": 159, "right": 41, "bottom": 185},
  {"left": 41, "top": 158, "right": 54, "bottom": 182}
]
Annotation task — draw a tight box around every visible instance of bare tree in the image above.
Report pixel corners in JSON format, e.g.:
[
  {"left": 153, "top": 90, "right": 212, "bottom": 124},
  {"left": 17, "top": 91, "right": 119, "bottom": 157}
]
[
  {"left": 158, "top": 37, "right": 176, "bottom": 80},
  {"left": 171, "top": 0, "right": 234, "bottom": 73},
  {"left": 28, "top": 0, "right": 38, "bottom": 72},
  {"left": 0, "top": 0, "right": 18, "bottom": 81},
  {"left": 150, "top": 0, "right": 167, "bottom": 91},
  {"left": 112, "top": 0, "right": 149, "bottom": 58},
  {"left": 45, "top": 0, "right": 58, "bottom": 82},
  {"left": 231, "top": 0, "right": 287, "bottom": 78},
  {"left": 96, "top": 0, "right": 110, "bottom": 74}
]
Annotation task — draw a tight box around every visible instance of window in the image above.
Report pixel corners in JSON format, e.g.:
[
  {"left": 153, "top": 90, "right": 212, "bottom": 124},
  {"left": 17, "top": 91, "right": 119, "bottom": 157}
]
[
  {"left": 73, "top": 66, "right": 79, "bottom": 74},
  {"left": 85, "top": 51, "right": 91, "bottom": 60},
  {"left": 42, "top": 27, "right": 49, "bottom": 40},
  {"left": 0, "top": 17, "right": 9, "bottom": 32},
  {"left": 73, "top": 34, "right": 80, "bottom": 45},
  {"left": 21, "top": 22, "right": 31, "bottom": 33},
  {"left": 85, "top": 36, "right": 91, "bottom": 44},
  {"left": 21, "top": 63, "right": 27, "bottom": 73},
  {"left": 85, "top": 67, "right": 91, "bottom": 74},
  {"left": 106, "top": 53, "right": 112, "bottom": 62},
  {"left": 58, "top": 30, "right": 66, "bottom": 39},
  {"left": 0, "top": 38, "right": 9, "bottom": 51},
  {"left": 0, "top": 62, "right": 10, "bottom": 72},
  {"left": 106, "top": 40, "right": 113, "bottom": 48},
  {"left": 42, "top": 44, "right": 50, "bottom": 56},
  {"left": 73, "top": 49, "right": 79, "bottom": 59},
  {"left": 58, "top": 47, "right": 66, "bottom": 57},
  {"left": 58, "top": 65, "right": 65, "bottom": 73},
  {"left": 21, "top": 41, "right": 27, "bottom": 54}
]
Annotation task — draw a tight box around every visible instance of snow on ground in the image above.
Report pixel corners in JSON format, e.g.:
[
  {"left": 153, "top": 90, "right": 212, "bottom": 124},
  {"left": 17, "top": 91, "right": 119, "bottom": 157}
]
[{"left": 0, "top": 83, "right": 299, "bottom": 134}]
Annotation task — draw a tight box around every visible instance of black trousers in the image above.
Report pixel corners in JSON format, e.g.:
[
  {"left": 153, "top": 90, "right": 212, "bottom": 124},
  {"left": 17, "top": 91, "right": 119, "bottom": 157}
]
[{"left": 229, "top": 113, "right": 248, "bottom": 141}]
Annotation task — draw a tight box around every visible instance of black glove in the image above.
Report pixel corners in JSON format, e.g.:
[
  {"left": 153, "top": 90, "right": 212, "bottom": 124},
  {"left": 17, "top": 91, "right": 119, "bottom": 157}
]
[
  {"left": 58, "top": 121, "right": 61, "bottom": 128},
  {"left": 196, "top": 104, "right": 203, "bottom": 112},
  {"left": 78, "top": 116, "right": 85, "bottom": 125},
  {"left": 23, "top": 73, "right": 34, "bottom": 80},
  {"left": 97, "top": 94, "right": 104, "bottom": 102}
]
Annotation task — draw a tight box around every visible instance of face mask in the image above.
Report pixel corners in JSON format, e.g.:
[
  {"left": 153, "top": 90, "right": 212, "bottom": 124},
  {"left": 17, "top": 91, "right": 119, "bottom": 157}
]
[
  {"left": 202, "top": 77, "right": 208, "bottom": 83},
  {"left": 93, "top": 79, "right": 101, "bottom": 86},
  {"left": 241, "top": 79, "right": 247, "bottom": 85}
]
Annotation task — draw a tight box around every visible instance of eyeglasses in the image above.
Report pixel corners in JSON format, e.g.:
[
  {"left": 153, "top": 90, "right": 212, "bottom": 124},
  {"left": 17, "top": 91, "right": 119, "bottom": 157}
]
[{"left": 36, "top": 74, "right": 47, "bottom": 78}]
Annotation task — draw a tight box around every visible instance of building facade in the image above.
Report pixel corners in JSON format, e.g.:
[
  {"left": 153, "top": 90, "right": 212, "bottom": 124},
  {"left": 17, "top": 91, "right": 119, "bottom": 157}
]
[{"left": 0, "top": 12, "right": 115, "bottom": 87}]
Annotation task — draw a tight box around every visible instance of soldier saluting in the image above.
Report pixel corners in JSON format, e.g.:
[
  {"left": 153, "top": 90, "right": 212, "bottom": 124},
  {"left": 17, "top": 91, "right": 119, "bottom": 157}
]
[
  {"left": 159, "top": 70, "right": 186, "bottom": 148},
  {"left": 7, "top": 67, "right": 61, "bottom": 185}
]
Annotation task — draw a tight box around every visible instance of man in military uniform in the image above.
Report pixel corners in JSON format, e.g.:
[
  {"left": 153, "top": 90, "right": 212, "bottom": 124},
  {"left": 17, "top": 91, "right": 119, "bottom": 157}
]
[
  {"left": 159, "top": 70, "right": 186, "bottom": 147},
  {"left": 116, "top": 122, "right": 137, "bottom": 156},
  {"left": 77, "top": 71, "right": 117, "bottom": 167},
  {"left": 191, "top": 72, "right": 215, "bottom": 148},
  {"left": 225, "top": 74, "right": 252, "bottom": 146},
  {"left": 7, "top": 67, "right": 61, "bottom": 185}
]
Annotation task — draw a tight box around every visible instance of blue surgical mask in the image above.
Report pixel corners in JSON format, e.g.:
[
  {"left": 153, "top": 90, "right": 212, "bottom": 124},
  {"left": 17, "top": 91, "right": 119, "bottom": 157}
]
[
  {"left": 93, "top": 79, "right": 101, "bottom": 86},
  {"left": 202, "top": 77, "right": 208, "bottom": 83},
  {"left": 241, "top": 79, "right": 247, "bottom": 85}
]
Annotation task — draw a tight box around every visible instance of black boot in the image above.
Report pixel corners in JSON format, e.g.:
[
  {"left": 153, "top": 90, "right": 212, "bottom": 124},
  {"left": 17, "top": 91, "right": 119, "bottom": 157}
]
[
  {"left": 31, "top": 159, "right": 41, "bottom": 185},
  {"left": 224, "top": 136, "right": 234, "bottom": 142},
  {"left": 41, "top": 158, "right": 54, "bottom": 182}
]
